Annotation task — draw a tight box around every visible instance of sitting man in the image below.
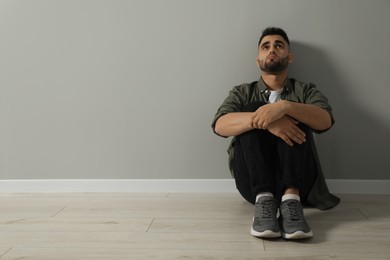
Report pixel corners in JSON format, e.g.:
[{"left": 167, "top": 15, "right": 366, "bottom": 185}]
[{"left": 212, "top": 27, "right": 340, "bottom": 239}]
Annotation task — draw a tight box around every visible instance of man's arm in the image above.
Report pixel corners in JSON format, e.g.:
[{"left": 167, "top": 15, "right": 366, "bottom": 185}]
[
  {"left": 283, "top": 101, "right": 332, "bottom": 130},
  {"left": 215, "top": 112, "right": 307, "bottom": 146},
  {"left": 252, "top": 100, "right": 332, "bottom": 131},
  {"left": 214, "top": 112, "right": 254, "bottom": 137}
]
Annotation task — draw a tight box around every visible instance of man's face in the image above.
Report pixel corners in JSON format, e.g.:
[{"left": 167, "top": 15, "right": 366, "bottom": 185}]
[{"left": 257, "top": 35, "right": 293, "bottom": 74}]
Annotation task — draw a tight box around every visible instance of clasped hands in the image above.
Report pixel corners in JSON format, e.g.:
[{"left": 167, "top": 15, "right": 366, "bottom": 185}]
[{"left": 251, "top": 102, "right": 306, "bottom": 146}]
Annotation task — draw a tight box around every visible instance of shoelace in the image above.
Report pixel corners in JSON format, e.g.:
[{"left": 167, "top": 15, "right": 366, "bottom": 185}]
[
  {"left": 283, "top": 201, "right": 303, "bottom": 222},
  {"left": 255, "top": 199, "right": 275, "bottom": 219}
]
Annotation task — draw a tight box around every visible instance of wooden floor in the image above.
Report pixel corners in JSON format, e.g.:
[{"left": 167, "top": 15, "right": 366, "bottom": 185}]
[{"left": 0, "top": 193, "right": 389, "bottom": 259}]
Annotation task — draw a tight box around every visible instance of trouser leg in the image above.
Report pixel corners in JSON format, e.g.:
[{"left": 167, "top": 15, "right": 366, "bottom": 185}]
[
  {"left": 274, "top": 124, "right": 318, "bottom": 202},
  {"left": 232, "top": 101, "right": 317, "bottom": 204}
]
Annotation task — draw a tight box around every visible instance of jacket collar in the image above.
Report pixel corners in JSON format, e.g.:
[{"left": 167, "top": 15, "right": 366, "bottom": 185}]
[{"left": 259, "top": 77, "right": 293, "bottom": 95}]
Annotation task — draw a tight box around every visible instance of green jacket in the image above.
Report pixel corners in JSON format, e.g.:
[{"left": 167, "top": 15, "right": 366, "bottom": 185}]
[{"left": 212, "top": 77, "right": 340, "bottom": 210}]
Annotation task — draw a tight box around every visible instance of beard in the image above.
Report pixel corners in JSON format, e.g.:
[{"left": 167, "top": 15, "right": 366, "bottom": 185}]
[{"left": 260, "top": 55, "right": 289, "bottom": 73}]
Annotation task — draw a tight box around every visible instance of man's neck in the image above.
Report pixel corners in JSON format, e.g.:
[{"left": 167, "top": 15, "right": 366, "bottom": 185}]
[{"left": 261, "top": 72, "right": 288, "bottom": 91}]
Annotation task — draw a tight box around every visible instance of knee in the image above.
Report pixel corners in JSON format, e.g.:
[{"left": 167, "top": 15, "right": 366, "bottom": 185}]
[{"left": 275, "top": 123, "right": 313, "bottom": 148}]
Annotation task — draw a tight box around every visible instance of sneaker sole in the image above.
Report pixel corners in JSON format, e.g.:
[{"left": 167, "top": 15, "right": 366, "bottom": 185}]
[
  {"left": 282, "top": 230, "right": 313, "bottom": 240},
  {"left": 250, "top": 227, "right": 281, "bottom": 238}
]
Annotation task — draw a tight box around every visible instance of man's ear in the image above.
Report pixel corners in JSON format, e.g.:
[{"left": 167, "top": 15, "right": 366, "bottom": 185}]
[
  {"left": 288, "top": 52, "right": 294, "bottom": 64},
  {"left": 256, "top": 58, "right": 260, "bottom": 68}
]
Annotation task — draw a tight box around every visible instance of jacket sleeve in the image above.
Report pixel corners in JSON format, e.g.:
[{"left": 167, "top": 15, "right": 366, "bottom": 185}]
[
  {"left": 211, "top": 85, "right": 247, "bottom": 137},
  {"left": 303, "top": 83, "right": 335, "bottom": 134}
]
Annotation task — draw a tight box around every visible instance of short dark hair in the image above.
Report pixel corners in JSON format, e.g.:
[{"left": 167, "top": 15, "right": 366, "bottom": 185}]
[{"left": 258, "top": 27, "right": 290, "bottom": 47}]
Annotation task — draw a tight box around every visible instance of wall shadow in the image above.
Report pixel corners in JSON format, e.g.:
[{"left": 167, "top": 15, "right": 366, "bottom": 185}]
[
  {"left": 289, "top": 41, "right": 389, "bottom": 180},
  {"left": 288, "top": 42, "right": 390, "bottom": 243}
]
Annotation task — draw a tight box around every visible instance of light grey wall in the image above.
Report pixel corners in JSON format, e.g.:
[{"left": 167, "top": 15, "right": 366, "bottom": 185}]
[{"left": 1, "top": 0, "right": 389, "bottom": 180}]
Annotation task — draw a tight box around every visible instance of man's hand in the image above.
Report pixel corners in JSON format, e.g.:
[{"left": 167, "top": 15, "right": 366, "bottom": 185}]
[
  {"left": 252, "top": 102, "right": 286, "bottom": 129},
  {"left": 267, "top": 116, "right": 306, "bottom": 146}
]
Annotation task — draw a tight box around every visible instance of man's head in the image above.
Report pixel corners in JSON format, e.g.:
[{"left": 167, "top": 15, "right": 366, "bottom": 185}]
[
  {"left": 258, "top": 27, "right": 290, "bottom": 48},
  {"left": 256, "top": 27, "right": 293, "bottom": 74}
]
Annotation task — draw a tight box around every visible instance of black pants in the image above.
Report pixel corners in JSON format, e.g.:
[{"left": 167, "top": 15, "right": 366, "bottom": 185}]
[{"left": 233, "top": 102, "right": 317, "bottom": 205}]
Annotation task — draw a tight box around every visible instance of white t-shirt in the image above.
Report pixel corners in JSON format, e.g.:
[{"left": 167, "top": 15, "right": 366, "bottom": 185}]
[{"left": 268, "top": 88, "right": 283, "bottom": 103}]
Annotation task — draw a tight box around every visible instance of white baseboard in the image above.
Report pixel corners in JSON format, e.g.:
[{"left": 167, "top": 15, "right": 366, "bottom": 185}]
[
  {"left": 0, "top": 179, "right": 235, "bottom": 193},
  {"left": 0, "top": 179, "right": 389, "bottom": 194}
]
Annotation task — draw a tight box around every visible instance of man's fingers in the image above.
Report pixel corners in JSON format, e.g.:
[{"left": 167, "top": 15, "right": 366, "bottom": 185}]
[
  {"left": 287, "top": 128, "right": 306, "bottom": 144},
  {"left": 281, "top": 135, "right": 294, "bottom": 146},
  {"left": 252, "top": 116, "right": 266, "bottom": 129},
  {"left": 291, "top": 125, "right": 306, "bottom": 139},
  {"left": 292, "top": 134, "right": 304, "bottom": 144}
]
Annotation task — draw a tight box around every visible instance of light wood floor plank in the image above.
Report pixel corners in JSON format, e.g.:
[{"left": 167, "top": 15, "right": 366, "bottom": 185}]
[
  {"left": 2, "top": 247, "right": 371, "bottom": 260},
  {"left": 149, "top": 217, "right": 250, "bottom": 234},
  {"left": 53, "top": 199, "right": 252, "bottom": 219},
  {"left": 264, "top": 235, "right": 390, "bottom": 255},
  {"left": 0, "top": 192, "right": 389, "bottom": 259},
  {"left": 0, "top": 217, "right": 153, "bottom": 232},
  {"left": 0, "top": 205, "right": 65, "bottom": 218},
  {"left": 0, "top": 231, "right": 263, "bottom": 252}
]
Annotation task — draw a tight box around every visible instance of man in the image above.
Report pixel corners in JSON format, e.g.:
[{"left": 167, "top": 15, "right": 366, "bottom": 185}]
[{"left": 211, "top": 27, "right": 340, "bottom": 240}]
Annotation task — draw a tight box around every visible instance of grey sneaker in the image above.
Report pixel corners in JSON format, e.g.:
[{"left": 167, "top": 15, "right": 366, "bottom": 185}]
[
  {"left": 280, "top": 199, "right": 313, "bottom": 239},
  {"left": 250, "top": 196, "right": 281, "bottom": 238}
]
